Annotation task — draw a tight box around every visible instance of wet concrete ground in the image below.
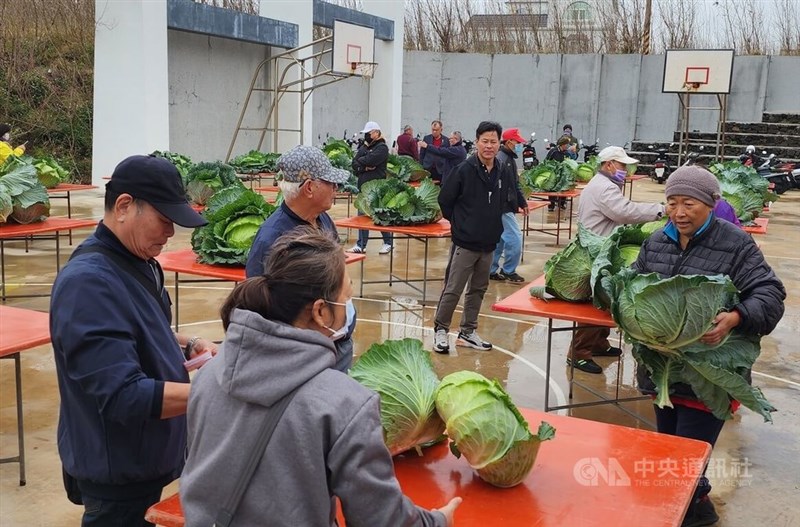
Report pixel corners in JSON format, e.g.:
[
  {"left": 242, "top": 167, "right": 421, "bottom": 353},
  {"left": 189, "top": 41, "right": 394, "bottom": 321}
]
[{"left": 1, "top": 179, "right": 798, "bottom": 526}]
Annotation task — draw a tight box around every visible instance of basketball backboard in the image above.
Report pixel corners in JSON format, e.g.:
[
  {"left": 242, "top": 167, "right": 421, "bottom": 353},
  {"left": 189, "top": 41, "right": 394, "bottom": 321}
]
[
  {"left": 662, "top": 49, "right": 734, "bottom": 94},
  {"left": 332, "top": 20, "right": 375, "bottom": 77}
]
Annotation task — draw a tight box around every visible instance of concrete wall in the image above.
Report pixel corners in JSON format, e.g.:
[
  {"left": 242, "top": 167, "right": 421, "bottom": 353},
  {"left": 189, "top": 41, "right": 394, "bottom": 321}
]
[
  {"left": 167, "top": 30, "right": 271, "bottom": 161},
  {"left": 401, "top": 52, "right": 800, "bottom": 150}
]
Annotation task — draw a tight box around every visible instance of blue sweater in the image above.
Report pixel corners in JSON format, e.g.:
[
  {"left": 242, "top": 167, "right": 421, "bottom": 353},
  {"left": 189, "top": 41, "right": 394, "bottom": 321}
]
[
  {"left": 246, "top": 202, "right": 338, "bottom": 277},
  {"left": 50, "top": 223, "right": 188, "bottom": 493}
]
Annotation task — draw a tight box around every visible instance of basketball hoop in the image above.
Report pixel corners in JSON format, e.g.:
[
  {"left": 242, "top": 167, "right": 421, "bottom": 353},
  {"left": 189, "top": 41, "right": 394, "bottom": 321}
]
[
  {"left": 683, "top": 81, "right": 702, "bottom": 92},
  {"left": 350, "top": 61, "right": 377, "bottom": 79}
]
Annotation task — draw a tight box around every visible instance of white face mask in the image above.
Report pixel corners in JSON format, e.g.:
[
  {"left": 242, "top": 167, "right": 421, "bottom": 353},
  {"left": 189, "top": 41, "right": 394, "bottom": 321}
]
[{"left": 323, "top": 298, "right": 355, "bottom": 341}]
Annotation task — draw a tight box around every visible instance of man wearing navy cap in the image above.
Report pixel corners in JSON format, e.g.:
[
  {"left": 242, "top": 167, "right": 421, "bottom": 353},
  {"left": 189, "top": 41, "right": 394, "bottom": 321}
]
[{"left": 50, "top": 155, "right": 218, "bottom": 525}]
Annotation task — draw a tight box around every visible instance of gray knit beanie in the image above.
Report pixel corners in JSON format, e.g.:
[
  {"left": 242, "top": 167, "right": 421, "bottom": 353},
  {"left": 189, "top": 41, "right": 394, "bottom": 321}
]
[{"left": 664, "top": 166, "right": 720, "bottom": 206}]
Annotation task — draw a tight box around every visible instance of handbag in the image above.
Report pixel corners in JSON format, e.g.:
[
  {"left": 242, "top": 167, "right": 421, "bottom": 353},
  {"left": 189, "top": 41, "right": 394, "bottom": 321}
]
[{"left": 212, "top": 385, "right": 301, "bottom": 527}]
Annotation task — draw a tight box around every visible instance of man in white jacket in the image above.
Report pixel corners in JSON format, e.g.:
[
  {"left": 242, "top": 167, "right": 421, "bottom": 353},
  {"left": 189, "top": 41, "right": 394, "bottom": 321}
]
[{"left": 569, "top": 146, "right": 665, "bottom": 373}]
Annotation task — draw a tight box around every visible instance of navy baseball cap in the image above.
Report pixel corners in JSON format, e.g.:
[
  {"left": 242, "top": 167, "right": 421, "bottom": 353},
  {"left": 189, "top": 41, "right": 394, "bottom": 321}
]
[{"left": 106, "top": 155, "right": 207, "bottom": 228}]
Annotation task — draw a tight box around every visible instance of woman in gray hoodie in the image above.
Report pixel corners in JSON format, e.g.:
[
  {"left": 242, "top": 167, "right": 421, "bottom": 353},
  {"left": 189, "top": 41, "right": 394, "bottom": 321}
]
[{"left": 181, "top": 228, "right": 460, "bottom": 526}]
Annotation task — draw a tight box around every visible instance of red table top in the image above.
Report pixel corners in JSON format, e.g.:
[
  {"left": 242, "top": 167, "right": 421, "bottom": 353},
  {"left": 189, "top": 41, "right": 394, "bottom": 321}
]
[
  {"left": 335, "top": 216, "right": 451, "bottom": 237},
  {"left": 46, "top": 183, "right": 98, "bottom": 193},
  {"left": 527, "top": 200, "right": 550, "bottom": 212},
  {"left": 156, "top": 249, "right": 365, "bottom": 281},
  {"left": 530, "top": 189, "right": 581, "bottom": 198},
  {"left": 492, "top": 276, "right": 614, "bottom": 327},
  {"left": 0, "top": 306, "right": 51, "bottom": 357},
  {"left": 626, "top": 174, "right": 648, "bottom": 182},
  {"left": 743, "top": 217, "right": 768, "bottom": 234},
  {"left": 146, "top": 407, "right": 709, "bottom": 527},
  {"left": 254, "top": 186, "right": 280, "bottom": 193},
  {"left": 0, "top": 217, "right": 97, "bottom": 239}
]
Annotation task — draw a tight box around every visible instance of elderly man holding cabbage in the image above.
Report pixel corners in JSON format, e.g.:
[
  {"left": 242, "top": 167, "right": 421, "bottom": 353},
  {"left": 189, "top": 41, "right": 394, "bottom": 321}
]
[{"left": 619, "top": 166, "right": 786, "bottom": 527}]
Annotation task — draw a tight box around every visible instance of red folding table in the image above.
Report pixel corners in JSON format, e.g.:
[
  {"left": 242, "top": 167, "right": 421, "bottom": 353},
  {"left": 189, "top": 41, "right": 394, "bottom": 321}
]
[
  {"left": 0, "top": 305, "right": 51, "bottom": 486},
  {"left": 146, "top": 407, "right": 710, "bottom": 527},
  {"left": 528, "top": 189, "right": 581, "bottom": 245}
]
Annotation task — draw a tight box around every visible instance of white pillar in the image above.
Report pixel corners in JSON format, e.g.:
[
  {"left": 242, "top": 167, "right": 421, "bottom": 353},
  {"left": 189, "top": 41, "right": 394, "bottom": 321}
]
[
  {"left": 92, "top": 0, "right": 169, "bottom": 185},
  {"left": 260, "top": 0, "right": 314, "bottom": 151},
  {"left": 362, "top": 0, "right": 405, "bottom": 141}
]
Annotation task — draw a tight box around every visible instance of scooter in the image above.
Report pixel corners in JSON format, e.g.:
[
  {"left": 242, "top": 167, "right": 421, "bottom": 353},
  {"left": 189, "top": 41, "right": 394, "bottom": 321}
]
[
  {"left": 776, "top": 161, "right": 800, "bottom": 189},
  {"left": 462, "top": 139, "right": 475, "bottom": 155},
  {"left": 755, "top": 152, "right": 792, "bottom": 194},
  {"left": 579, "top": 138, "right": 599, "bottom": 162},
  {"left": 648, "top": 143, "right": 672, "bottom": 183},
  {"left": 522, "top": 133, "right": 539, "bottom": 169}
]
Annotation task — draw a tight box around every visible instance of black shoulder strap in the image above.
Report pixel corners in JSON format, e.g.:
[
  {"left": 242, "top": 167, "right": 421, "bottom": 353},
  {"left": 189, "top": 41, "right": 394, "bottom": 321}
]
[
  {"left": 69, "top": 245, "right": 171, "bottom": 322},
  {"left": 213, "top": 385, "right": 302, "bottom": 527}
]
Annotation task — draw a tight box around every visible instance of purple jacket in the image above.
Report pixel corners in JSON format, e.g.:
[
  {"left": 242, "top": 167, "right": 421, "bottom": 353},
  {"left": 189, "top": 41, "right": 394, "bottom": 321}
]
[{"left": 714, "top": 199, "right": 742, "bottom": 228}]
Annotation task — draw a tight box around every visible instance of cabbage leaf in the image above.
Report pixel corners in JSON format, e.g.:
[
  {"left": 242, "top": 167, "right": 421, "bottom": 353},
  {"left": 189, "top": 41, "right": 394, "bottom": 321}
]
[{"left": 349, "top": 338, "right": 445, "bottom": 456}]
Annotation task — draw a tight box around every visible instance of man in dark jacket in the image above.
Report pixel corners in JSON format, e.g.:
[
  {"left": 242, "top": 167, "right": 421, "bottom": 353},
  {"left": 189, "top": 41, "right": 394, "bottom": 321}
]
[
  {"left": 432, "top": 121, "right": 517, "bottom": 354},
  {"left": 349, "top": 121, "right": 393, "bottom": 254},
  {"left": 489, "top": 127, "right": 529, "bottom": 283},
  {"left": 50, "top": 155, "right": 218, "bottom": 525},
  {"left": 418, "top": 131, "right": 467, "bottom": 185},
  {"left": 419, "top": 120, "right": 445, "bottom": 182},
  {"left": 631, "top": 166, "right": 785, "bottom": 527},
  {"left": 396, "top": 124, "right": 419, "bottom": 160},
  {"left": 545, "top": 136, "right": 571, "bottom": 211}
]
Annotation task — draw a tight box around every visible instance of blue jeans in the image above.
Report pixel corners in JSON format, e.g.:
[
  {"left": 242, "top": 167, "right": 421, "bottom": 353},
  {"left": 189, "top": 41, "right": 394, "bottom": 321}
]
[
  {"left": 490, "top": 212, "right": 522, "bottom": 274},
  {"left": 356, "top": 209, "right": 392, "bottom": 249}
]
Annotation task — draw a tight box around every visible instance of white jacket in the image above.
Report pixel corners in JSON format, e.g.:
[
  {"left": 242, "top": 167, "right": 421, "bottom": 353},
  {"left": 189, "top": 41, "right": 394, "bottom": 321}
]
[{"left": 578, "top": 171, "right": 663, "bottom": 236}]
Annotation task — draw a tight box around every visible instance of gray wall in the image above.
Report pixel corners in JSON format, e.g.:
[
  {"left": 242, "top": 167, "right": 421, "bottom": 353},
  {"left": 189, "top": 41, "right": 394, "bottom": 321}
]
[
  {"left": 401, "top": 52, "right": 800, "bottom": 150},
  {"left": 168, "top": 30, "right": 271, "bottom": 161}
]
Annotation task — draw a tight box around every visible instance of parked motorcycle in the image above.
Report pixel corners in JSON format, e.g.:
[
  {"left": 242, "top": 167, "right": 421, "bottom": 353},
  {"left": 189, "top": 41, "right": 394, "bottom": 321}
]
[
  {"left": 579, "top": 138, "right": 600, "bottom": 162},
  {"left": 522, "top": 133, "right": 539, "bottom": 169},
  {"left": 776, "top": 161, "right": 800, "bottom": 189},
  {"left": 755, "top": 151, "right": 792, "bottom": 194},
  {"left": 648, "top": 143, "right": 672, "bottom": 183}
]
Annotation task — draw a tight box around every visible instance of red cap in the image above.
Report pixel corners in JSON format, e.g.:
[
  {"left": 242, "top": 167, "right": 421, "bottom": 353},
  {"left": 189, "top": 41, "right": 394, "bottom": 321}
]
[{"left": 501, "top": 128, "right": 526, "bottom": 144}]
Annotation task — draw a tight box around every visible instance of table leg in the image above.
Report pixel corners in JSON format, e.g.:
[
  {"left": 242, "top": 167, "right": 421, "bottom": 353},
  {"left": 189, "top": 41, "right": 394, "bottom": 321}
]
[
  {"left": 555, "top": 205, "right": 562, "bottom": 245},
  {"left": 568, "top": 321, "right": 576, "bottom": 399},
  {"left": 55, "top": 229, "right": 61, "bottom": 273},
  {"left": 422, "top": 238, "right": 429, "bottom": 303},
  {"left": 567, "top": 198, "right": 574, "bottom": 242},
  {"left": 521, "top": 214, "right": 528, "bottom": 263},
  {"left": 67, "top": 191, "right": 73, "bottom": 244},
  {"left": 544, "top": 318, "right": 553, "bottom": 412},
  {"left": 173, "top": 272, "right": 180, "bottom": 332},
  {"left": 14, "top": 353, "right": 26, "bottom": 486}
]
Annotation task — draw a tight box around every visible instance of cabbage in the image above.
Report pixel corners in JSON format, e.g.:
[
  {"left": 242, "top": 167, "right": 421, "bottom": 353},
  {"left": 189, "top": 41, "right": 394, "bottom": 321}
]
[
  {"left": 601, "top": 268, "right": 775, "bottom": 421},
  {"left": 228, "top": 150, "right": 281, "bottom": 175},
  {"left": 709, "top": 161, "right": 777, "bottom": 223},
  {"left": 183, "top": 161, "right": 241, "bottom": 206},
  {"left": 32, "top": 156, "right": 69, "bottom": 188},
  {"left": 387, "top": 154, "right": 430, "bottom": 182},
  {"left": 530, "top": 224, "right": 606, "bottom": 302},
  {"left": 349, "top": 338, "right": 445, "bottom": 456},
  {"left": 354, "top": 178, "right": 441, "bottom": 226},
  {"left": 0, "top": 160, "right": 50, "bottom": 224},
  {"left": 190, "top": 186, "right": 275, "bottom": 265},
  {"left": 521, "top": 160, "right": 576, "bottom": 193},
  {"left": 151, "top": 151, "right": 193, "bottom": 180},
  {"left": 575, "top": 163, "right": 595, "bottom": 182},
  {"left": 618, "top": 244, "right": 641, "bottom": 266},
  {"left": 435, "top": 371, "right": 555, "bottom": 488}
]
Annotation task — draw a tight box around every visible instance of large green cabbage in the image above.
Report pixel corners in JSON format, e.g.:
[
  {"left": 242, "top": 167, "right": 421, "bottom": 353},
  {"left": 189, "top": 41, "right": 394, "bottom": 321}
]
[
  {"left": 228, "top": 150, "right": 281, "bottom": 175},
  {"left": 387, "top": 154, "right": 430, "bottom": 182},
  {"left": 435, "top": 371, "right": 555, "bottom": 488},
  {"left": 190, "top": 186, "right": 275, "bottom": 265},
  {"left": 709, "top": 161, "right": 777, "bottom": 224},
  {"left": 354, "top": 178, "right": 441, "bottom": 226},
  {"left": 183, "top": 161, "right": 241, "bottom": 206},
  {"left": 151, "top": 150, "right": 193, "bottom": 180},
  {"left": 520, "top": 160, "right": 576, "bottom": 194},
  {"left": 0, "top": 160, "right": 51, "bottom": 224},
  {"left": 349, "top": 339, "right": 445, "bottom": 456},
  {"left": 601, "top": 267, "right": 775, "bottom": 421},
  {"left": 530, "top": 224, "right": 606, "bottom": 302}
]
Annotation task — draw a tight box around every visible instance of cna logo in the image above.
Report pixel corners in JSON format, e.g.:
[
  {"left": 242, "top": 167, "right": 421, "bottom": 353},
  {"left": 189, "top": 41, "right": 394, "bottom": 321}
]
[{"left": 573, "top": 457, "right": 632, "bottom": 487}]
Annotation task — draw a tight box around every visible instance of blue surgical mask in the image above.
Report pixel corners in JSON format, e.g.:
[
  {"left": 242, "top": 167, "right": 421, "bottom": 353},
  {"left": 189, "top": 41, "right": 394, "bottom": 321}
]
[
  {"left": 514, "top": 144, "right": 523, "bottom": 155},
  {"left": 324, "top": 298, "right": 355, "bottom": 341}
]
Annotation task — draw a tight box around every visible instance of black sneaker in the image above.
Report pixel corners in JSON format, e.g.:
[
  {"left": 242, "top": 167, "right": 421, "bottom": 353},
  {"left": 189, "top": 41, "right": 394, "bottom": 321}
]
[
  {"left": 547, "top": 205, "right": 555, "bottom": 212},
  {"left": 504, "top": 272, "right": 526, "bottom": 283},
  {"left": 456, "top": 331, "right": 492, "bottom": 350},
  {"left": 559, "top": 202, "right": 567, "bottom": 210},
  {"left": 566, "top": 358, "right": 603, "bottom": 374},
  {"left": 592, "top": 346, "right": 622, "bottom": 357},
  {"left": 681, "top": 496, "right": 719, "bottom": 527},
  {"left": 489, "top": 271, "right": 507, "bottom": 281}
]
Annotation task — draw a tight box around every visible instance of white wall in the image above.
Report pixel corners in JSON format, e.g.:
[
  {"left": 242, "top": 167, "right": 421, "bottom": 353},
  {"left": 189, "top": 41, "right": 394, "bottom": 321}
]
[{"left": 93, "top": 0, "right": 170, "bottom": 183}]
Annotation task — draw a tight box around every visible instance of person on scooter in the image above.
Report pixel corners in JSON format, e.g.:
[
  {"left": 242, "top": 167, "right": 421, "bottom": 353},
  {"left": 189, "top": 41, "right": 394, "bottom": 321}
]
[
  {"left": 545, "top": 137, "right": 571, "bottom": 211},
  {"left": 568, "top": 146, "right": 665, "bottom": 374},
  {"left": 489, "top": 128, "right": 529, "bottom": 283},
  {"left": 559, "top": 124, "right": 579, "bottom": 161}
]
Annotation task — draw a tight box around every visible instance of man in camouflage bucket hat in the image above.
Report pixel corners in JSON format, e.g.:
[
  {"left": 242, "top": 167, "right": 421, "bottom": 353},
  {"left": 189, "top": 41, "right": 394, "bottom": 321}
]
[{"left": 246, "top": 145, "right": 357, "bottom": 371}]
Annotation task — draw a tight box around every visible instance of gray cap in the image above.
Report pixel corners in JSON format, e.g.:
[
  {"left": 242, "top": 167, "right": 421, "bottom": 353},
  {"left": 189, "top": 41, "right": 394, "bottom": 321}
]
[
  {"left": 664, "top": 165, "right": 720, "bottom": 207},
  {"left": 277, "top": 145, "right": 350, "bottom": 185}
]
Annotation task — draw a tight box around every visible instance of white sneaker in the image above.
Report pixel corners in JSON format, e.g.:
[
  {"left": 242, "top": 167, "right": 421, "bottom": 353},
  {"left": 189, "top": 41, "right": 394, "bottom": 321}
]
[
  {"left": 347, "top": 245, "right": 365, "bottom": 254},
  {"left": 433, "top": 329, "right": 450, "bottom": 354},
  {"left": 378, "top": 244, "right": 393, "bottom": 255},
  {"left": 457, "top": 330, "right": 492, "bottom": 350}
]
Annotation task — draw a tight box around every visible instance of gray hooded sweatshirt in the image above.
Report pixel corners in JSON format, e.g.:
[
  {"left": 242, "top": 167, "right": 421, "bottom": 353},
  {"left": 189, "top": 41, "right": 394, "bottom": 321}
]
[{"left": 180, "top": 308, "right": 445, "bottom": 527}]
